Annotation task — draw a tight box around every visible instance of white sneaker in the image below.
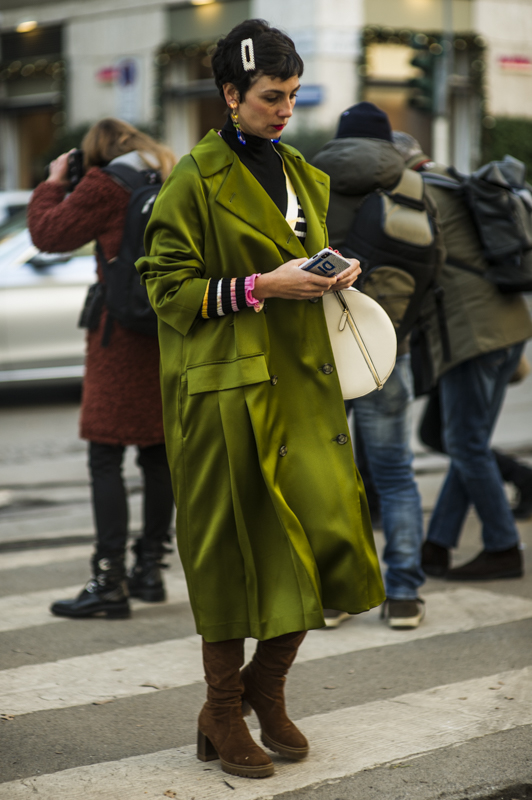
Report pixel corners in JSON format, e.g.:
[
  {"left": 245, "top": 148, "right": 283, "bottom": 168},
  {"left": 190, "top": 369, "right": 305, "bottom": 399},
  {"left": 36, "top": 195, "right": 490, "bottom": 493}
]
[
  {"left": 381, "top": 598, "right": 425, "bottom": 629},
  {"left": 323, "top": 609, "right": 351, "bottom": 628}
]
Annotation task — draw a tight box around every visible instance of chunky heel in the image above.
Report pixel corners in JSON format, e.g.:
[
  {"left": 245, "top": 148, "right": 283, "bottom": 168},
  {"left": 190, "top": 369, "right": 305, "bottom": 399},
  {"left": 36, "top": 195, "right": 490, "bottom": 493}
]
[{"left": 197, "top": 729, "right": 219, "bottom": 762}]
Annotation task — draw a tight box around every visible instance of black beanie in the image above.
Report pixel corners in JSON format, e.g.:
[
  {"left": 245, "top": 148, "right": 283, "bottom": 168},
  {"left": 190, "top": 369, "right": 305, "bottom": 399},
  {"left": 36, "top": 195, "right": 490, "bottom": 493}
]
[{"left": 335, "top": 101, "right": 392, "bottom": 141}]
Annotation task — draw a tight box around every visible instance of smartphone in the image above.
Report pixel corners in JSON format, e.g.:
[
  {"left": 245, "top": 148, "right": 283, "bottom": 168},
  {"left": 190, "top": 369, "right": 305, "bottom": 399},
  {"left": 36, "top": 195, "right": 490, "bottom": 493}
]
[{"left": 300, "top": 248, "right": 351, "bottom": 278}]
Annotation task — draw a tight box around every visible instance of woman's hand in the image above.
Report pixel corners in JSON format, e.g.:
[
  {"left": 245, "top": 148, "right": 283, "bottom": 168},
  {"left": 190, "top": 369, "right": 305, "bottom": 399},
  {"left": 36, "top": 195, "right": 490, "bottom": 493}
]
[
  {"left": 252, "top": 256, "right": 361, "bottom": 301},
  {"left": 46, "top": 150, "right": 73, "bottom": 186},
  {"left": 329, "top": 258, "right": 362, "bottom": 291}
]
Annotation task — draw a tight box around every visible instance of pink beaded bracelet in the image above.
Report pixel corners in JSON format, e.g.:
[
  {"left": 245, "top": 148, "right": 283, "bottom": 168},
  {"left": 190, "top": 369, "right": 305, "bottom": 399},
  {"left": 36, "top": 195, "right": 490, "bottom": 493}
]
[{"left": 244, "top": 273, "right": 264, "bottom": 313}]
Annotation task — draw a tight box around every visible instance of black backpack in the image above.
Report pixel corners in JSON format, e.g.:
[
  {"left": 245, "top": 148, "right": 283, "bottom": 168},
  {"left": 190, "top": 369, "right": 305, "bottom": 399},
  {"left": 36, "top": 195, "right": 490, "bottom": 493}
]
[
  {"left": 78, "top": 162, "right": 161, "bottom": 345},
  {"left": 341, "top": 168, "right": 447, "bottom": 348},
  {"left": 422, "top": 155, "right": 532, "bottom": 293}
]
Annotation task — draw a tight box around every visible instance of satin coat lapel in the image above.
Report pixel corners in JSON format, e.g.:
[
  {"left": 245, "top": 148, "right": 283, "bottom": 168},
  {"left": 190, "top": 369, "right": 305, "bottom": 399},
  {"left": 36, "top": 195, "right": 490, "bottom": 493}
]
[
  {"left": 194, "top": 131, "right": 330, "bottom": 259},
  {"left": 215, "top": 156, "right": 307, "bottom": 260}
]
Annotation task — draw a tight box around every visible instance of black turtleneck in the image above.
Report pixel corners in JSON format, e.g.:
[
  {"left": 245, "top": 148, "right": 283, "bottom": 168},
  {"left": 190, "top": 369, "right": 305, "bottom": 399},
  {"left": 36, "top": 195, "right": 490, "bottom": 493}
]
[{"left": 221, "top": 117, "right": 287, "bottom": 217}]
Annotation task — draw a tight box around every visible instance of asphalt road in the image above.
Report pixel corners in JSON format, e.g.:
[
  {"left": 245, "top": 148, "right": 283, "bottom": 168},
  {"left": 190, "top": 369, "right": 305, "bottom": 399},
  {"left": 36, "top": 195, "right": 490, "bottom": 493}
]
[{"left": 0, "top": 377, "right": 531, "bottom": 800}]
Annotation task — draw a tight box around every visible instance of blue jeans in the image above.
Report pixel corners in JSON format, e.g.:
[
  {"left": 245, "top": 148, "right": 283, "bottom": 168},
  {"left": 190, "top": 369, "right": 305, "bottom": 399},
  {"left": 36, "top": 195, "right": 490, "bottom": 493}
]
[
  {"left": 348, "top": 354, "right": 425, "bottom": 600},
  {"left": 427, "top": 343, "right": 524, "bottom": 552}
]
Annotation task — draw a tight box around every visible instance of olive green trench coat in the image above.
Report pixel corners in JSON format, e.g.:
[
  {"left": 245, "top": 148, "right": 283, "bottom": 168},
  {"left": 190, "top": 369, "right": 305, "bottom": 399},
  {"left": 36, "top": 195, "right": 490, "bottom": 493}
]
[{"left": 137, "top": 130, "right": 384, "bottom": 642}]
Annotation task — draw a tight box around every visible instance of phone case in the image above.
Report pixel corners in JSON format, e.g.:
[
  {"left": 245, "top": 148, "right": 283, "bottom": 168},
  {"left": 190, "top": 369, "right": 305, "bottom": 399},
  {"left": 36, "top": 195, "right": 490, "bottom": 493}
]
[{"left": 300, "top": 249, "right": 350, "bottom": 278}]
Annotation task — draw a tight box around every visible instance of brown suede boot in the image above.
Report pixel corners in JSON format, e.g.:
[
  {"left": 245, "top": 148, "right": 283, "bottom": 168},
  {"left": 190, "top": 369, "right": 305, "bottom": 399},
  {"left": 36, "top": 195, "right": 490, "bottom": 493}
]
[
  {"left": 241, "top": 631, "right": 309, "bottom": 760},
  {"left": 197, "top": 638, "right": 274, "bottom": 779}
]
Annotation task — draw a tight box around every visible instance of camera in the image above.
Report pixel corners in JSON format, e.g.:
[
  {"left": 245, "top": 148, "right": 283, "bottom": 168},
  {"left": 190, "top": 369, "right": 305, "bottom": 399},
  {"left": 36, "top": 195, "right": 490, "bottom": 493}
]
[
  {"left": 44, "top": 149, "right": 85, "bottom": 191},
  {"left": 66, "top": 149, "right": 85, "bottom": 191}
]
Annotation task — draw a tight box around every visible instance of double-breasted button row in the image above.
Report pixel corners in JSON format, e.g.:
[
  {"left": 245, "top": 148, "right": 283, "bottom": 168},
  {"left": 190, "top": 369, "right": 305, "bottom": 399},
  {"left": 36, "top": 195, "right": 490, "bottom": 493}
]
[
  {"left": 320, "top": 363, "right": 334, "bottom": 375},
  {"left": 279, "top": 445, "right": 288, "bottom": 457},
  {"left": 336, "top": 434, "right": 348, "bottom": 445}
]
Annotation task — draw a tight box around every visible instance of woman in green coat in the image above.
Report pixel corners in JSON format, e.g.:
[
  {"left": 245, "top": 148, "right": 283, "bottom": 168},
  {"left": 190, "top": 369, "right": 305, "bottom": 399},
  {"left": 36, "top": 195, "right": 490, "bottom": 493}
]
[{"left": 137, "top": 19, "right": 384, "bottom": 780}]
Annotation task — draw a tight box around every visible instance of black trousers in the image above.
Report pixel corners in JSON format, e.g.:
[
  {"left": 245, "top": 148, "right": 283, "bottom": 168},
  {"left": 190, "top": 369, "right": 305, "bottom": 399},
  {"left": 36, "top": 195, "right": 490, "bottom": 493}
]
[{"left": 88, "top": 441, "right": 175, "bottom": 559}]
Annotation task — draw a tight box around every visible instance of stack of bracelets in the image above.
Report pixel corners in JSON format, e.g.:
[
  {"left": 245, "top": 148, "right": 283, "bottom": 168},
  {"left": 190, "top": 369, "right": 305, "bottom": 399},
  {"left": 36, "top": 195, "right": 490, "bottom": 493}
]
[{"left": 200, "top": 273, "right": 264, "bottom": 319}]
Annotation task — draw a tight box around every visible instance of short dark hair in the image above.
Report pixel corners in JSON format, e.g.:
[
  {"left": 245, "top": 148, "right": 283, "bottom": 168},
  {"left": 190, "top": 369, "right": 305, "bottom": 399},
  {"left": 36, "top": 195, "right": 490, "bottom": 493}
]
[{"left": 211, "top": 19, "right": 304, "bottom": 102}]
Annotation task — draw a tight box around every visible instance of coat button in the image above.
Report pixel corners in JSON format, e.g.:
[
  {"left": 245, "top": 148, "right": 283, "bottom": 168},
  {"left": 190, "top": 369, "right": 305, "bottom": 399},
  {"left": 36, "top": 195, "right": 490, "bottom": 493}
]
[
  {"left": 279, "top": 445, "right": 288, "bottom": 457},
  {"left": 321, "top": 363, "right": 334, "bottom": 375},
  {"left": 309, "top": 297, "right": 320, "bottom": 304},
  {"left": 270, "top": 375, "right": 278, "bottom": 385},
  {"left": 336, "top": 434, "right": 348, "bottom": 445}
]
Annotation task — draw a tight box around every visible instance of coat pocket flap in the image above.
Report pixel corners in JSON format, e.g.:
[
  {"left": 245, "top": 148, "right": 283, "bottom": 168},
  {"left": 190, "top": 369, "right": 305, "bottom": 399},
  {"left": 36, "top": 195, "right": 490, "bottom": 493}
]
[{"left": 187, "top": 354, "right": 270, "bottom": 395}]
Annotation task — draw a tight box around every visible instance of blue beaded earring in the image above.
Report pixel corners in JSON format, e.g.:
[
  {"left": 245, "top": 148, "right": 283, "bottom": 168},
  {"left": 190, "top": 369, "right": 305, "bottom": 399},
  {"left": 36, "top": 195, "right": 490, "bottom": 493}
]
[{"left": 230, "top": 105, "right": 246, "bottom": 146}]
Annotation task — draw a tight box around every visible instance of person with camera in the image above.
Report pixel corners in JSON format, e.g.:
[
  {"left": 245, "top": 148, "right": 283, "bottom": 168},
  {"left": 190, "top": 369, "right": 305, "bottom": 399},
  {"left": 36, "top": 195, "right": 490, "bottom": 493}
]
[{"left": 27, "top": 118, "right": 177, "bottom": 619}]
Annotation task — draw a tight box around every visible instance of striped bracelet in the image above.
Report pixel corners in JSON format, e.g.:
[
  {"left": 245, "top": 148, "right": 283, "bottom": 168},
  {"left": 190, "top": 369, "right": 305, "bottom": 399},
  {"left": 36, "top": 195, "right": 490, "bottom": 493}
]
[{"left": 201, "top": 277, "right": 247, "bottom": 319}]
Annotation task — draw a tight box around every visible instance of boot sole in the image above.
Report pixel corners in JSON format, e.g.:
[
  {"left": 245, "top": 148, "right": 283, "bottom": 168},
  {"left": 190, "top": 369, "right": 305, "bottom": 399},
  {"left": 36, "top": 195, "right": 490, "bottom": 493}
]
[
  {"left": 50, "top": 604, "right": 131, "bottom": 619},
  {"left": 197, "top": 730, "right": 274, "bottom": 778},
  {"left": 220, "top": 758, "right": 274, "bottom": 778},
  {"left": 261, "top": 731, "right": 309, "bottom": 761},
  {"left": 128, "top": 588, "right": 166, "bottom": 603}
]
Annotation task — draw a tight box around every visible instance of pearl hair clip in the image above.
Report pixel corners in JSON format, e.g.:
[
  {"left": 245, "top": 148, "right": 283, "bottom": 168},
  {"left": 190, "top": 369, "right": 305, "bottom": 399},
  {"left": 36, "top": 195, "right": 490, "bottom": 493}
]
[{"left": 241, "top": 38, "right": 255, "bottom": 71}]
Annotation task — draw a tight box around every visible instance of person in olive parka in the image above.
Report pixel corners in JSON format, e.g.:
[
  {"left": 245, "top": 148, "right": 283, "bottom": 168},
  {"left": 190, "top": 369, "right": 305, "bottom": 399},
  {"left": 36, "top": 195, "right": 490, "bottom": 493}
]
[
  {"left": 136, "top": 20, "right": 384, "bottom": 782},
  {"left": 394, "top": 132, "right": 532, "bottom": 581}
]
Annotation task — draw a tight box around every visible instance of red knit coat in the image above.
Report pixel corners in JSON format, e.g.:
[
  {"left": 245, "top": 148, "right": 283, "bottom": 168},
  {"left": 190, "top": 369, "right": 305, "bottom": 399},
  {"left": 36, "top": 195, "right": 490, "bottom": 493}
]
[{"left": 28, "top": 168, "right": 165, "bottom": 447}]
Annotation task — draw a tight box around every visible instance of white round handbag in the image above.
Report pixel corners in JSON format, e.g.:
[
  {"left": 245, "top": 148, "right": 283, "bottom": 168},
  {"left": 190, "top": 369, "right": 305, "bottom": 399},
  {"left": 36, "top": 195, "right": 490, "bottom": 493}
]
[{"left": 322, "top": 287, "right": 397, "bottom": 400}]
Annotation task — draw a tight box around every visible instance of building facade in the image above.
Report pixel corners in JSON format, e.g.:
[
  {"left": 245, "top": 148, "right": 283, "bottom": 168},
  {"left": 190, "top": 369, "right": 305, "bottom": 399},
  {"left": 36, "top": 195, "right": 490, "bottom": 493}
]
[{"left": 1, "top": 0, "right": 532, "bottom": 189}]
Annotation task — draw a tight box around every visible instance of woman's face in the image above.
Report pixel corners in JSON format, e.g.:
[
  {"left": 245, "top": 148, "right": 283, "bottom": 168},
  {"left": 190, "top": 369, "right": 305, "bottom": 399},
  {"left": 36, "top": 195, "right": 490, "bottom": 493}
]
[{"left": 224, "top": 74, "right": 300, "bottom": 139}]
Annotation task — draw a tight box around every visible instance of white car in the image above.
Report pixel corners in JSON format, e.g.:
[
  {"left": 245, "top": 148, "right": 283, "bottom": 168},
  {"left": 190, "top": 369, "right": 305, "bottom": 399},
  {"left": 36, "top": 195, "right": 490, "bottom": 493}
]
[
  {"left": 0, "top": 190, "right": 33, "bottom": 226},
  {"left": 0, "top": 208, "right": 96, "bottom": 386}
]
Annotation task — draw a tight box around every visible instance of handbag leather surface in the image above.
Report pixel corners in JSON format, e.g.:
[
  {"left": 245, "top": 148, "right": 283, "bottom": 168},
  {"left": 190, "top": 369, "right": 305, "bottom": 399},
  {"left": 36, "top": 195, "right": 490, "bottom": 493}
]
[{"left": 322, "top": 287, "right": 397, "bottom": 399}]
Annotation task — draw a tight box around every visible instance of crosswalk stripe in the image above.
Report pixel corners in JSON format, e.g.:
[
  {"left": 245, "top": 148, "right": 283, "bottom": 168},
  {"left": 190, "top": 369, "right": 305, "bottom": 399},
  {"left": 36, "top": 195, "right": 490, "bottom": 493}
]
[
  {"left": 1, "top": 666, "right": 530, "bottom": 799},
  {"left": 0, "top": 572, "right": 191, "bottom": 633},
  {"left": 0, "top": 528, "right": 93, "bottom": 546},
  {"left": 0, "top": 545, "right": 93, "bottom": 572},
  {"left": 1, "top": 588, "right": 531, "bottom": 717}
]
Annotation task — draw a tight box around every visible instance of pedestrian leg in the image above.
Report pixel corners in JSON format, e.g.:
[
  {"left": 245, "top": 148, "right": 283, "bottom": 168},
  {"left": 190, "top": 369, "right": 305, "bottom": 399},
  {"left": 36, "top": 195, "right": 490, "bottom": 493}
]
[
  {"left": 50, "top": 441, "right": 130, "bottom": 618},
  {"left": 128, "top": 443, "right": 174, "bottom": 602},
  {"left": 198, "top": 638, "right": 274, "bottom": 778},
  {"left": 241, "top": 631, "right": 309, "bottom": 760}
]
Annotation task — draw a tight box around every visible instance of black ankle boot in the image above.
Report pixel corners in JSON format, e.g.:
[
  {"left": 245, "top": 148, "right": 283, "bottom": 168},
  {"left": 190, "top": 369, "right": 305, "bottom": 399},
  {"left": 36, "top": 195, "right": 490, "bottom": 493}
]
[
  {"left": 50, "top": 556, "right": 130, "bottom": 619},
  {"left": 446, "top": 545, "right": 523, "bottom": 581},
  {"left": 127, "top": 539, "right": 167, "bottom": 602},
  {"left": 421, "top": 540, "right": 449, "bottom": 578},
  {"left": 513, "top": 477, "right": 532, "bottom": 520}
]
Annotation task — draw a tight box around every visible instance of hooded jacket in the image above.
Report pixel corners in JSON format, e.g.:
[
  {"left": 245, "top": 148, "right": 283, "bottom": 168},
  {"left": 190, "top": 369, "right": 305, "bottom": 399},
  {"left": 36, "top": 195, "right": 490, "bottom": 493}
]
[
  {"left": 313, "top": 137, "right": 404, "bottom": 249},
  {"left": 313, "top": 137, "right": 443, "bottom": 356}
]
